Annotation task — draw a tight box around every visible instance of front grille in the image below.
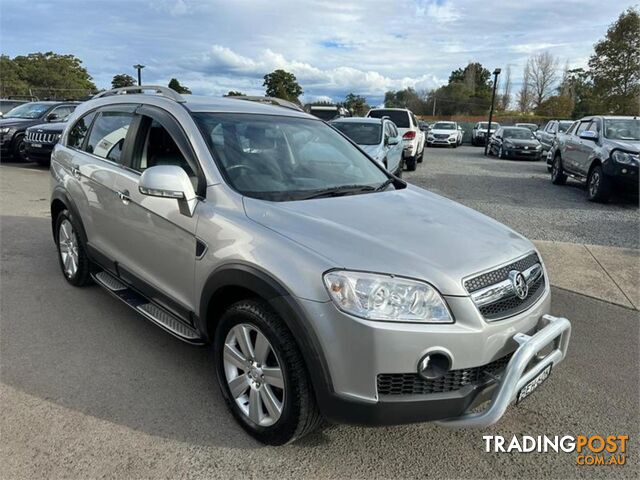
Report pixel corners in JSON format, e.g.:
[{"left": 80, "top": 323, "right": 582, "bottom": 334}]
[
  {"left": 377, "top": 354, "right": 512, "bottom": 396},
  {"left": 464, "top": 253, "right": 540, "bottom": 293},
  {"left": 26, "top": 131, "right": 58, "bottom": 144},
  {"left": 465, "top": 252, "right": 545, "bottom": 320},
  {"left": 434, "top": 133, "right": 449, "bottom": 139},
  {"left": 479, "top": 275, "right": 545, "bottom": 320}
]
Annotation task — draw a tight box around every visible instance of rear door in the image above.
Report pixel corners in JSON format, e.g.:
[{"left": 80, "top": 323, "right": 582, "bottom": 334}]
[
  {"left": 384, "top": 121, "right": 402, "bottom": 172},
  {"left": 111, "top": 105, "right": 206, "bottom": 320},
  {"left": 64, "top": 105, "right": 137, "bottom": 269}
]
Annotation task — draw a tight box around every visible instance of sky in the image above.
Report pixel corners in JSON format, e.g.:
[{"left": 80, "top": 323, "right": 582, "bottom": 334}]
[{"left": 0, "top": 0, "right": 635, "bottom": 105}]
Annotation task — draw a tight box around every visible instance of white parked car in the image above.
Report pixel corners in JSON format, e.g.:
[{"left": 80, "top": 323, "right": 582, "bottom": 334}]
[
  {"left": 472, "top": 121, "right": 501, "bottom": 146},
  {"left": 366, "top": 108, "right": 425, "bottom": 171},
  {"left": 331, "top": 117, "right": 404, "bottom": 176},
  {"left": 426, "top": 121, "right": 463, "bottom": 148}
]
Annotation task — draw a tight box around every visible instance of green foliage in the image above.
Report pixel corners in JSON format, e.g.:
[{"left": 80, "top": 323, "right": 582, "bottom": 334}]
[
  {"left": 588, "top": 8, "right": 640, "bottom": 114},
  {"left": 426, "top": 62, "right": 493, "bottom": 116},
  {"left": 559, "top": 68, "right": 602, "bottom": 118},
  {"left": 168, "top": 78, "right": 192, "bottom": 94},
  {"left": 263, "top": 69, "right": 303, "bottom": 103},
  {"left": 111, "top": 74, "right": 136, "bottom": 89},
  {"left": 225, "top": 90, "right": 245, "bottom": 96},
  {"left": 0, "top": 52, "right": 96, "bottom": 99},
  {"left": 384, "top": 88, "right": 428, "bottom": 113},
  {"left": 343, "top": 93, "right": 369, "bottom": 115},
  {"left": 535, "top": 95, "right": 575, "bottom": 117}
]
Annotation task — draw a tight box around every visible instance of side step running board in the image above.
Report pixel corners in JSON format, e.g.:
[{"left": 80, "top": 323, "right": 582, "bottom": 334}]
[{"left": 92, "top": 271, "right": 204, "bottom": 344}]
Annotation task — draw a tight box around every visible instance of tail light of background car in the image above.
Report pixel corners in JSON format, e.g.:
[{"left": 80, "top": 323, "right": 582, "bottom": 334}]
[{"left": 403, "top": 131, "right": 416, "bottom": 140}]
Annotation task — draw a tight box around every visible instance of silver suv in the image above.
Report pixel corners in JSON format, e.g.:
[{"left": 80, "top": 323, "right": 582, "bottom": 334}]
[{"left": 50, "top": 86, "right": 571, "bottom": 445}]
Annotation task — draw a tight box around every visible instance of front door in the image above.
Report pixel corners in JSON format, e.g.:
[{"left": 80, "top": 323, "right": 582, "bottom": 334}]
[{"left": 111, "top": 106, "right": 205, "bottom": 320}]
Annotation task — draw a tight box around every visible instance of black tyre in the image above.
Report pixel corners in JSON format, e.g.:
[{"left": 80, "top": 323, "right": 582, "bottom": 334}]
[
  {"left": 214, "top": 300, "right": 322, "bottom": 445},
  {"left": 405, "top": 156, "right": 417, "bottom": 171},
  {"left": 587, "top": 165, "right": 612, "bottom": 203},
  {"left": 551, "top": 155, "right": 567, "bottom": 185},
  {"left": 13, "top": 135, "right": 28, "bottom": 162},
  {"left": 54, "top": 209, "right": 92, "bottom": 286}
]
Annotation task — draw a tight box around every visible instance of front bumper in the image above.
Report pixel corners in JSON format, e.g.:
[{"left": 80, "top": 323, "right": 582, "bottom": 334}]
[
  {"left": 298, "top": 282, "right": 565, "bottom": 425},
  {"left": 25, "top": 142, "right": 55, "bottom": 161},
  {"left": 504, "top": 149, "right": 542, "bottom": 160},
  {"left": 428, "top": 137, "right": 457, "bottom": 146},
  {"left": 603, "top": 161, "right": 639, "bottom": 190}
]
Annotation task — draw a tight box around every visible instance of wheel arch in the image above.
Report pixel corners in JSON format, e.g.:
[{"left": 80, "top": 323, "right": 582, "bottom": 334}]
[
  {"left": 50, "top": 188, "right": 88, "bottom": 244},
  {"left": 198, "top": 264, "right": 334, "bottom": 403}
]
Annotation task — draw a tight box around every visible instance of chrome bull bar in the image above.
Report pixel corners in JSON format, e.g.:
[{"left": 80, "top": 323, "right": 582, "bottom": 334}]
[{"left": 435, "top": 314, "right": 571, "bottom": 427}]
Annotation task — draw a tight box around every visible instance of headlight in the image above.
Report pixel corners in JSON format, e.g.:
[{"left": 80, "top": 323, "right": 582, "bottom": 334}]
[
  {"left": 323, "top": 270, "right": 453, "bottom": 323},
  {"left": 0, "top": 127, "right": 11, "bottom": 134},
  {"left": 535, "top": 144, "right": 542, "bottom": 150},
  {"left": 449, "top": 133, "right": 457, "bottom": 138},
  {"left": 427, "top": 135, "right": 434, "bottom": 140},
  {"left": 612, "top": 150, "right": 639, "bottom": 165}
]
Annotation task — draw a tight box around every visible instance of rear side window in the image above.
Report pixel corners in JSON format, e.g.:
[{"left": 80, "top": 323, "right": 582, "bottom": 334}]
[
  {"left": 367, "top": 110, "right": 409, "bottom": 128},
  {"left": 86, "top": 111, "right": 134, "bottom": 163},
  {"left": 67, "top": 112, "right": 97, "bottom": 149}
]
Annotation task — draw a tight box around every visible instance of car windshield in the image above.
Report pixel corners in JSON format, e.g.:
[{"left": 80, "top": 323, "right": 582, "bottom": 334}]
[
  {"left": 4, "top": 102, "right": 51, "bottom": 119},
  {"left": 332, "top": 122, "right": 381, "bottom": 145},
  {"left": 433, "top": 122, "right": 455, "bottom": 130},
  {"left": 503, "top": 128, "right": 536, "bottom": 139},
  {"left": 603, "top": 119, "right": 640, "bottom": 141},
  {"left": 368, "top": 110, "right": 409, "bottom": 128},
  {"left": 478, "top": 122, "right": 500, "bottom": 129},
  {"left": 194, "top": 113, "right": 389, "bottom": 201},
  {"left": 558, "top": 121, "right": 573, "bottom": 132}
]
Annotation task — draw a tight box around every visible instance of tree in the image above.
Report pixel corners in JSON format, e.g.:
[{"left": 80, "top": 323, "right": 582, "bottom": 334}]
[
  {"left": 263, "top": 69, "right": 303, "bottom": 103},
  {"left": 225, "top": 90, "right": 245, "bottom": 96},
  {"left": 448, "top": 62, "right": 492, "bottom": 96},
  {"left": 589, "top": 8, "right": 640, "bottom": 114},
  {"left": 111, "top": 74, "right": 136, "bottom": 89},
  {"left": 343, "top": 93, "right": 369, "bottom": 116},
  {"left": 498, "top": 65, "right": 512, "bottom": 110},
  {"left": 168, "top": 78, "right": 192, "bottom": 94},
  {"left": 535, "top": 95, "right": 575, "bottom": 117},
  {"left": 526, "top": 51, "right": 559, "bottom": 108},
  {"left": 517, "top": 60, "right": 533, "bottom": 113},
  {"left": 0, "top": 52, "right": 96, "bottom": 99},
  {"left": 426, "top": 62, "right": 492, "bottom": 116}
]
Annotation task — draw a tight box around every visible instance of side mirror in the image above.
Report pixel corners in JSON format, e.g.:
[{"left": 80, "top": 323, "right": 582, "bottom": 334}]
[
  {"left": 387, "top": 136, "right": 399, "bottom": 145},
  {"left": 580, "top": 130, "right": 598, "bottom": 141},
  {"left": 46, "top": 113, "right": 59, "bottom": 122},
  {"left": 138, "top": 165, "right": 197, "bottom": 217}
]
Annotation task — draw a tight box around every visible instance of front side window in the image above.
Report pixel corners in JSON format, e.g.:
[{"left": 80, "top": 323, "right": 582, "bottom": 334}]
[
  {"left": 194, "top": 113, "right": 388, "bottom": 201},
  {"left": 558, "top": 121, "right": 573, "bottom": 133},
  {"left": 576, "top": 121, "right": 591, "bottom": 136},
  {"left": 3, "top": 102, "right": 51, "bottom": 119},
  {"left": 132, "top": 119, "right": 196, "bottom": 181},
  {"left": 604, "top": 118, "right": 639, "bottom": 141},
  {"left": 86, "top": 111, "right": 134, "bottom": 163},
  {"left": 67, "top": 112, "right": 97, "bottom": 149},
  {"left": 332, "top": 122, "right": 381, "bottom": 145}
]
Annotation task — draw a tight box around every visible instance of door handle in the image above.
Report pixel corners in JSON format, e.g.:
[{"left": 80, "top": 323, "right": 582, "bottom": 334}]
[
  {"left": 71, "top": 164, "right": 81, "bottom": 179},
  {"left": 117, "top": 189, "right": 131, "bottom": 205}
]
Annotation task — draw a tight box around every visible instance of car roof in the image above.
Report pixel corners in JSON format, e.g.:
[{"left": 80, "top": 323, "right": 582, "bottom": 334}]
[
  {"left": 331, "top": 117, "right": 382, "bottom": 124},
  {"left": 369, "top": 108, "right": 410, "bottom": 112},
  {"left": 580, "top": 115, "right": 638, "bottom": 121},
  {"left": 180, "top": 95, "right": 312, "bottom": 118},
  {"left": 503, "top": 126, "right": 532, "bottom": 131}
]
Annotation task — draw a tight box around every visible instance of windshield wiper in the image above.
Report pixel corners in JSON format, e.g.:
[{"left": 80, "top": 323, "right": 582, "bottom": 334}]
[
  {"left": 299, "top": 184, "right": 377, "bottom": 200},
  {"left": 375, "top": 177, "right": 395, "bottom": 191}
]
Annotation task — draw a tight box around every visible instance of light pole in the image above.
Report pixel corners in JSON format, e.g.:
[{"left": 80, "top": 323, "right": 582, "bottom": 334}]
[
  {"left": 484, "top": 68, "right": 501, "bottom": 156},
  {"left": 133, "top": 64, "right": 145, "bottom": 86}
]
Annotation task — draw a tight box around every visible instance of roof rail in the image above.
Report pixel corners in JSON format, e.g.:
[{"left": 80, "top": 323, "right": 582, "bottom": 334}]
[
  {"left": 92, "top": 85, "right": 186, "bottom": 103},
  {"left": 231, "top": 96, "right": 303, "bottom": 112}
]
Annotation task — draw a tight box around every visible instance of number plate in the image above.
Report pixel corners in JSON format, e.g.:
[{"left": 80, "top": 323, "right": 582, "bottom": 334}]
[
  {"left": 516, "top": 364, "right": 552, "bottom": 404},
  {"left": 32, "top": 143, "right": 43, "bottom": 148}
]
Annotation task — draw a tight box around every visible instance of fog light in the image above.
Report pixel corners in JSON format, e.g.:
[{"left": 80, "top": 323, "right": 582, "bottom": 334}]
[
  {"left": 622, "top": 168, "right": 628, "bottom": 174},
  {"left": 418, "top": 352, "right": 451, "bottom": 380}
]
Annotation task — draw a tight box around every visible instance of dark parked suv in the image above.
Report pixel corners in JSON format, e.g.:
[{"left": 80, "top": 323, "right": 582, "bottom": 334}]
[
  {"left": 550, "top": 116, "right": 639, "bottom": 202},
  {"left": 25, "top": 120, "right": 68, "bottom": 166},
  {"left": 0, "top": 101, "right": 78, "bottom": 161}
]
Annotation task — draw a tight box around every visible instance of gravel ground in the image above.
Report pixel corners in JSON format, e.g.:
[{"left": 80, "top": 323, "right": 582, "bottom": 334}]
[{"left": 405, "top": 146, "right": 640, "bottom": 249}]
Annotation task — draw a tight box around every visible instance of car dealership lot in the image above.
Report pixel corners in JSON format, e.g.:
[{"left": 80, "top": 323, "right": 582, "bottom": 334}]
[{"left": 1, "top": 154, "right": 638, "bottom": 479}]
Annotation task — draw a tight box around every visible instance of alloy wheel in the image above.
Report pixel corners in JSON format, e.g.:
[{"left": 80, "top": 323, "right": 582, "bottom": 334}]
[
  {"left": 223, "top": 323, "right": 285, "bottom": 426},
  {"left": 58, "top": 219, "right": 79, "bottom": 278},
  {"left": 589, "top": 171, "right": 600, "bottom": 197}
]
